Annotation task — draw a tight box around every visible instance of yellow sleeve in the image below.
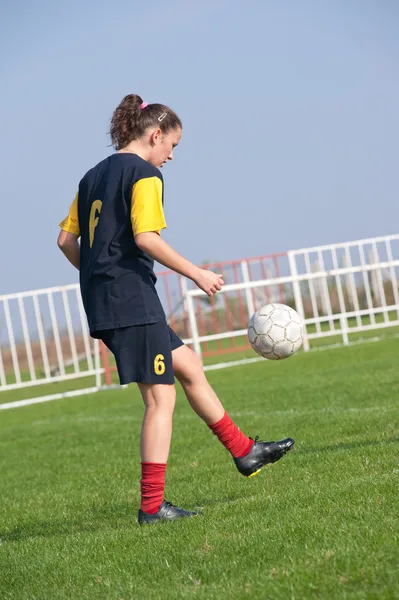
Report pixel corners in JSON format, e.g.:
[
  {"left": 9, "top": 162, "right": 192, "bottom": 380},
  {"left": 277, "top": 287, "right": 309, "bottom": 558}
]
[
  {"left": 59, "top": 193, "right": 80, "bottom": 236},
  {"left": 131, "top": 176, "right": 166, "bottom": 236}
]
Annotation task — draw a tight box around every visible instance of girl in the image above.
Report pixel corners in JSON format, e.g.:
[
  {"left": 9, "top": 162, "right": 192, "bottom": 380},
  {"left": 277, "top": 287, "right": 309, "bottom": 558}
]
[{"left": 58, "top": 94, "right": 294, "bottom": 525}]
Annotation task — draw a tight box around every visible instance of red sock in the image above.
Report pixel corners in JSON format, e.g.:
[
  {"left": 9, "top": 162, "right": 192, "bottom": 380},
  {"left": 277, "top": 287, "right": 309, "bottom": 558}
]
[
  {"left": 209, "top": 412, "right": 254, "bottom": 458},
  {"left": 140, "top": 462, "right": 167, "bottom": 514}
]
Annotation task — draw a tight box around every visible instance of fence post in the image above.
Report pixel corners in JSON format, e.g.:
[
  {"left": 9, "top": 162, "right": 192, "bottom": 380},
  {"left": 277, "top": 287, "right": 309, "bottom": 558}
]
[
  {"left": 368, "top": 249, "right": 381, "bottom": 305},
  {"left": 312, "top": 260, "right": 330, "bottom": 315},
  {"left": 183, "top": 285, "right": 202, "bottom": 359},
  {"left": 288, "top": 251, "right": 310, "bottom": 352},
  {"left": 241, "top": 260, "right": 255, "bottom": 318},
  {"left": 331, "top": 249, "right": 349, "bottom": 346}
]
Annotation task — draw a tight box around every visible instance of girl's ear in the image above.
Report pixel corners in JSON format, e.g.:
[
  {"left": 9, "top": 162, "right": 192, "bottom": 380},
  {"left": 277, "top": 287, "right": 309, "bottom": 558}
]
[{"left": 148, "top": 128, "right": 163, "bottom": 147}]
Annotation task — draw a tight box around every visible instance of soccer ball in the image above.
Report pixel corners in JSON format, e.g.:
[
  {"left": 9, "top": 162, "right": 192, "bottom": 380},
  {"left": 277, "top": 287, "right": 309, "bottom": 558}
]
[{"left": 248, "top": 303, "right": 303, "bottom": 360}]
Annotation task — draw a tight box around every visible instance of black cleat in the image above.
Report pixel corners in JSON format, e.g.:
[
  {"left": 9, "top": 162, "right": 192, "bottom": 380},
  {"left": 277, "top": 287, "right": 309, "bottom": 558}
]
[
  {"left": 138, "top": 501, "right": 199, "bottom": 525},
  {"left": 234, "top": 436, "right": 295, "bottom": 478}
]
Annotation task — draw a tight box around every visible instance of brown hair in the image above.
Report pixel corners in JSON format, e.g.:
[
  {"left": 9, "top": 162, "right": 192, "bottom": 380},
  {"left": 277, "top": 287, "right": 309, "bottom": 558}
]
[{"left": 110, "top": 94, "right": 182, "bottom": 150}]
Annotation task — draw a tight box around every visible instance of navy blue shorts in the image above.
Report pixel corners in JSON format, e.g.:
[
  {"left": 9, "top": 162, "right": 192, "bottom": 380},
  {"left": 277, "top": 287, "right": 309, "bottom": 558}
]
[{"left": 98, "top": 320, "right": 184, "bottom": 385}]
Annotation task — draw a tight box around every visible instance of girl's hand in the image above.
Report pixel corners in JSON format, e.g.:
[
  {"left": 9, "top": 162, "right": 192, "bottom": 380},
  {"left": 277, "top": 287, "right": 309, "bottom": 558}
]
[{"left": 193, "top": 269, "right": 224, "bottom": 297}]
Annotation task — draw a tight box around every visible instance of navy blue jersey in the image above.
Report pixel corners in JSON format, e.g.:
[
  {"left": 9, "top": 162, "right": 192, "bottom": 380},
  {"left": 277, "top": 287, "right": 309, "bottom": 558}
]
[{"left": 59, "top": 154, "right": 167, "bottom": 335}]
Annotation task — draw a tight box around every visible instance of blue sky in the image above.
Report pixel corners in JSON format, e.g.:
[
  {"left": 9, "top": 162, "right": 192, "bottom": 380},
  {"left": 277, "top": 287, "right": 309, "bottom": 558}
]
[{"left": 0, "top": 0, "right": 398, "bottom": 294}]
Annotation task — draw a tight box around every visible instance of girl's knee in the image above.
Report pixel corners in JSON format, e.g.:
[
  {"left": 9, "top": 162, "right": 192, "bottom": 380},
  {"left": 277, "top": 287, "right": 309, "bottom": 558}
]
[
  {"left": 145, "top": 398, "right": 176, "bottom": 413},
  {"left": 139, "top": 383, "right": 176, "bottom": 410}
]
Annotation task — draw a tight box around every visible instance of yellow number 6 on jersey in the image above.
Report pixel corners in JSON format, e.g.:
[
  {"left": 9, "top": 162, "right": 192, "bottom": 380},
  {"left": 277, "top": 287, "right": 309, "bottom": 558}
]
[
  {"left": 89, "top": 200, "right": 102, "bottom": 248},
  {"left": 154, "top": 354, "right": 166, "bottom": 375}
]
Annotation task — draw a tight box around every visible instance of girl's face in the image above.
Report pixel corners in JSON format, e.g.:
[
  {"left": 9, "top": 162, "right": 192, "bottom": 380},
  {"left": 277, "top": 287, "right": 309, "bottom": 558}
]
[{"left": 147, "top": 127, "right": 182, "bottom": 168}]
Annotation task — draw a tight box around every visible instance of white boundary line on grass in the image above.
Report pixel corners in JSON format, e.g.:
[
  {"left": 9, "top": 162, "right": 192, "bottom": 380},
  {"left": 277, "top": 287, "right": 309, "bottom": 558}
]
[
  {"left": 1, "top": 332, "right": 398, "bottom": 411},
  {"left": 204, "top": 357, "right": 263, "bottom": 371},
  {"left": 0, "top": 387, "right": 99, "bottom": 411},
  {"left": 308, "top": 332, "right": 399, "bottom": 351},
  {"left": 203, "top": 332, "right": 399, "bottom": 372}
]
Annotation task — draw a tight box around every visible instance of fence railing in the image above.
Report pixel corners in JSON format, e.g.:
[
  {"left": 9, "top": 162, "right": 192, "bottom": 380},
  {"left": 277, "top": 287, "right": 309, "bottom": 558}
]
[
  {"left": 287, "top": 234, "right": 399, "bottom": 351},
  {"left": 184, "top": 234, "right": 399, "bottom": 357},
  {"left": 0, "top": 284, "right": 101, "bottom": 407},
  {"left": 2, "top": 234, "right": 398, "bottom": 407}
]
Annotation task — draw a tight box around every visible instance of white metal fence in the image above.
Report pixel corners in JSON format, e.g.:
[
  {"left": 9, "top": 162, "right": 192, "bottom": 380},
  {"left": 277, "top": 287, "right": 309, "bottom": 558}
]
[
  {"left": 0, "top": 284, "right": 101, "bottom": 409},
  {"left": 185, "top": 234, "right": 399, "bottom": 357},
  {"left": 287, "top": 234, "right": 399, "bottom": 351},
  {"left": 1, "top": 234, "right": 398, "bottom": 409}
]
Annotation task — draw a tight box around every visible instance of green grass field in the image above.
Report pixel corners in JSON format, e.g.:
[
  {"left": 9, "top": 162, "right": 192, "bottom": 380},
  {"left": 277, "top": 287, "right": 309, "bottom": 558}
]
[{"left": 1, "top": 338, "right": 399, "bottom": 599}]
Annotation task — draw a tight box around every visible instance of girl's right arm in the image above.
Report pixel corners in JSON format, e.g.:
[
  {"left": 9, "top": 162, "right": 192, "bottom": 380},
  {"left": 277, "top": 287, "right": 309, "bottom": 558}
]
[{"left": 135, "top": 232, "right": 224, "bottom": 297}]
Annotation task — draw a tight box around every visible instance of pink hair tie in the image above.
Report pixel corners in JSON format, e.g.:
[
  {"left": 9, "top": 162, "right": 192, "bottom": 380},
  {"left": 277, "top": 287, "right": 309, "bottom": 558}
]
[{"left": 140, "top": 101, "right": 149, "bottom": 109}]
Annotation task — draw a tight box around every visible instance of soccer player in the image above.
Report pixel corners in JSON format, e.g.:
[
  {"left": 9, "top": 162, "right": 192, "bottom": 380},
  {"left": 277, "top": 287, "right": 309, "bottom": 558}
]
[{"left": 58, "top": 94, "right": 294, "bottom": 525}]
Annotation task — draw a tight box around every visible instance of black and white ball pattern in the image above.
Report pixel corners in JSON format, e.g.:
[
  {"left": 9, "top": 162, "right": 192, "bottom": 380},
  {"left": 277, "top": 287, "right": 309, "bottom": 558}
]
[{"left": 248, "top": 303, "right": 303, "bottom": 360}]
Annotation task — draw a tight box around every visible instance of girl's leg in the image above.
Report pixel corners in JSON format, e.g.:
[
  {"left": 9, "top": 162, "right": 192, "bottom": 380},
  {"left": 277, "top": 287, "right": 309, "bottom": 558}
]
[
  {"left": 172, "top": 344, "right": 294, "bottom": 476},
  {"left": 172, "top": 345, "right": 253, "bottom": 457},
  {"left": 138, "top": 382, "right": 176, "bottom": 462},
  {"left": 138, "top": 383, "right": 176, "bottom": 514}
]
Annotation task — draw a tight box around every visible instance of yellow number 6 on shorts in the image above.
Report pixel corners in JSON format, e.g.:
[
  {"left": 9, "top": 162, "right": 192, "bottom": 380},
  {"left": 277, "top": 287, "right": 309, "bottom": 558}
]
[{"left": 154, "top": 354, "right": 166, "bottom": 375}]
